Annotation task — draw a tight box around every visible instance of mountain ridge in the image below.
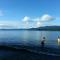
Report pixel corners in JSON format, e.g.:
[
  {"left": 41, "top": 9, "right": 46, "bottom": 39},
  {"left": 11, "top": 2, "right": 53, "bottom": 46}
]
[
  {"left": 0, "top": 26, "right": 60, "bottom": 31},
  {"left": 29, "top": 26, "right": 60, "bottom": 31}
]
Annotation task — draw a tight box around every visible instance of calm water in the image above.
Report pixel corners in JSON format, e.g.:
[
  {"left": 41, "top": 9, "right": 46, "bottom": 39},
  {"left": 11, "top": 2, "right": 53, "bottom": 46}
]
[{"left": 0, "top": 30, "right": 60, "bottom": 48}]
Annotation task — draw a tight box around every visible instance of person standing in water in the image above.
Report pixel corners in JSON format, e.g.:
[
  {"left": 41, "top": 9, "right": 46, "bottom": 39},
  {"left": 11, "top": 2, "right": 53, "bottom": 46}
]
[
  {"left": 41, "top": 37, "right": 45, "bottom": 49},
  {"left": 58, "top": 36, "right": 60, "bottom": 45}
]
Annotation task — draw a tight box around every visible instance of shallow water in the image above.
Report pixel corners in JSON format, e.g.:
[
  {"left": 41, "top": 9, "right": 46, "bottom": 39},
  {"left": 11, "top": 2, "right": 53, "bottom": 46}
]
[
  {"left": 0, "top": 30, "right": 60, "bottom": 48},
  {"left": 0, "top": 30, "right": 60, "bottom": 59}
]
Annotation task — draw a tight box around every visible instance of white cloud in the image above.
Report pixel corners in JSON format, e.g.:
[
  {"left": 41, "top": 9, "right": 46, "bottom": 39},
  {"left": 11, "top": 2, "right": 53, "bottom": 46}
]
[
  {"left": 22, "top": 16, "right": 30, "bottom": 22},
  {"left": 22, "top": 16, "right": 31, "bottom": 28},
  {"left": 0, "top": 10, "right": 4, "bottom": 16},
  {"left": 40, "top": 14, "right": 54, "bottom": 22},
  {"left": 21, "top": 14, "right": 55, "bottom": 28},
  {"left": 0, "top": 14, "right": 54, "bottom": 29},
  {"left": 36, "top": 22, "right": 42, "bottom": 27},
  {"left": 0, "top": 21, "right": 20, "bottom": 29},
  {"left": 32, "top": 14, "right": 55, "bottom": 22}
]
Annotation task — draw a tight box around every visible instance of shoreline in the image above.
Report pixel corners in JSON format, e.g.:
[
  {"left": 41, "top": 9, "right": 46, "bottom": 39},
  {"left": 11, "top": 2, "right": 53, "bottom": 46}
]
[{"left": 0, "top": 45, "right": 60, "bottom": 60}]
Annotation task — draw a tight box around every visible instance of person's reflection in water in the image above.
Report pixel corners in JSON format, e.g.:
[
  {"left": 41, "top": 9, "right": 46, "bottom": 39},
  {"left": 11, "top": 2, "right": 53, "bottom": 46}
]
[{"left": 41, "top": 37, "right": 45, "bottom": 50}]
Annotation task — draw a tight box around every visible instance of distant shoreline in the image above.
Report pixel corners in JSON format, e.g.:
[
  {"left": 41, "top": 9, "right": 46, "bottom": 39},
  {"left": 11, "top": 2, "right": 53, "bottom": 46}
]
[
  {"left": 0, "top": 26, "right": 60, "bottom": 31},
  {"left": 0, "top": 29, "right": 60, "bottom": 31}
]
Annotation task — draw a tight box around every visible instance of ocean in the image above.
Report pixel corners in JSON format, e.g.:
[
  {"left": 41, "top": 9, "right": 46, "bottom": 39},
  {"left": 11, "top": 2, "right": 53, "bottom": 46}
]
[
  {"left": 0, "top": 30, "right": 60, "bottom": 48},
  {"left": 0, "top": 30, "right": 60, "bottom": 60}
]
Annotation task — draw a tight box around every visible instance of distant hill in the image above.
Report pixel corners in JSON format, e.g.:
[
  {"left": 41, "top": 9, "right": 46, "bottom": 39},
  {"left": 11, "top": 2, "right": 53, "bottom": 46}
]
[
  {"left": 0, "top": 26, "right": 60, "bottom": 31},
  {"left": 29, "top": 26, "right": 60, "bottom": 31}
]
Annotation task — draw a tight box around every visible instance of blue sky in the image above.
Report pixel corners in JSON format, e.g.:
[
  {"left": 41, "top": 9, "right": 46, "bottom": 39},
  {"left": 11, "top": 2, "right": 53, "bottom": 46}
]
[{"left": 0, "top": 0, "right": 59, "bottom": 28}]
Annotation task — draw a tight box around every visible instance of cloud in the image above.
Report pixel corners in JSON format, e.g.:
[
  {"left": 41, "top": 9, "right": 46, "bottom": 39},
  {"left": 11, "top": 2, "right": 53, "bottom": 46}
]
[
  {"left": 36, "top": 22, "right": 42, "bottom": 27},
  {"left": 22, "top": 16, "right": 30, "bottom": 22},
  {"left": 0, "top": 10, "right": 4, "bottom": 16},
  {"left": 35, "top": 14, "right": 55, "bottom": 27},
  {"left": 0, "top": 14, "right": 55, "bottom": 29},
  {"left": 33, "top": 14, "right": 55, "bottom": 22},
  {"left": 40, "top": 14, "right": 55, "bottom": 22},
  {"left": 22, "top": 16, "right": 31, "bottom": 28},
  {"left": 0, "top": 21, "right": 21, "bottom": 29},
  {"left": 21, "top": 14, "right": 55, "bottom": 28}
]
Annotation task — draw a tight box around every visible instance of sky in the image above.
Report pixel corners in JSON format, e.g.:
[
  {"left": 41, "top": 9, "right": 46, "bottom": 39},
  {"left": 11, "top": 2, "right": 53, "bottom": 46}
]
[{"left": 0, "top": 0, "right": 60, "bottom": 28}]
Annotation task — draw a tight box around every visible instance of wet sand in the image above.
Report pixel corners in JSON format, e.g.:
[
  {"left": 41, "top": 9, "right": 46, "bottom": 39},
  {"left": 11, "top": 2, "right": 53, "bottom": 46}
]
[{"left": 0, "top": 45, "right": 60, "bottom": 60}]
